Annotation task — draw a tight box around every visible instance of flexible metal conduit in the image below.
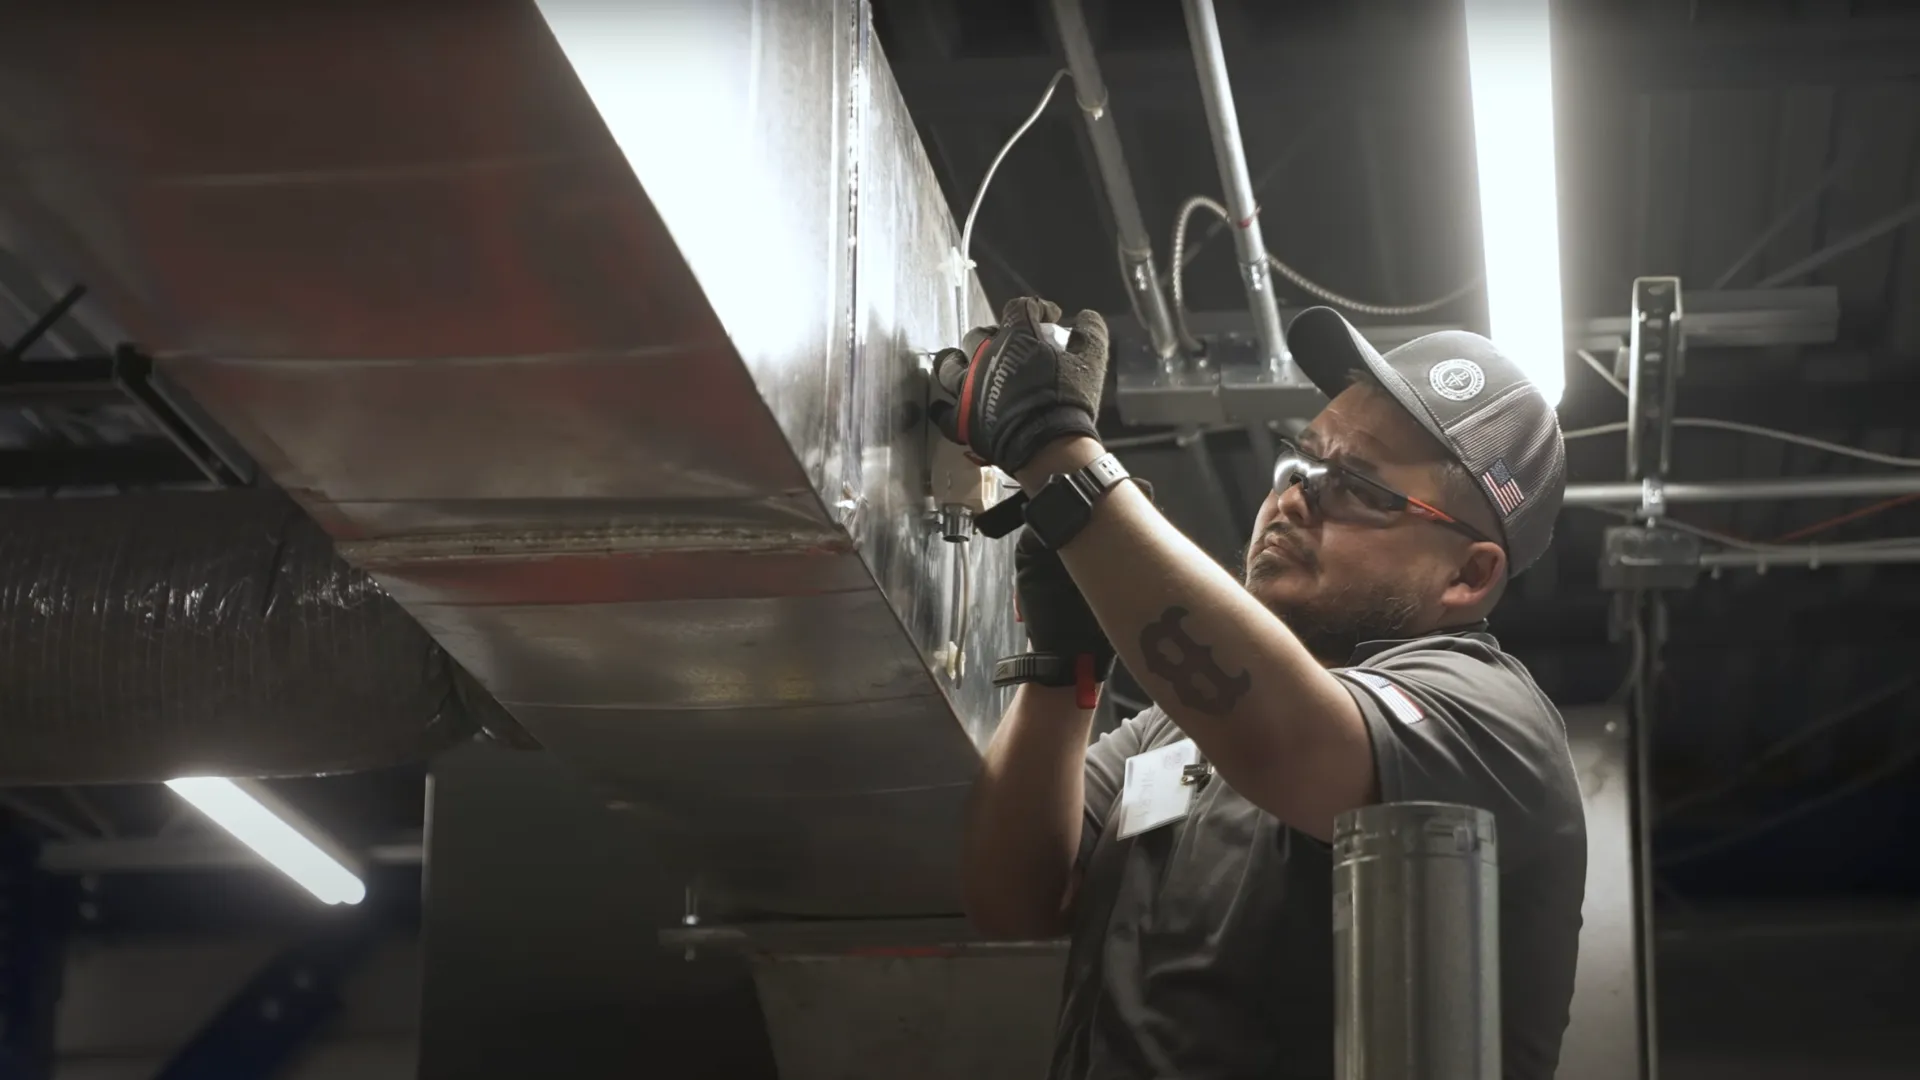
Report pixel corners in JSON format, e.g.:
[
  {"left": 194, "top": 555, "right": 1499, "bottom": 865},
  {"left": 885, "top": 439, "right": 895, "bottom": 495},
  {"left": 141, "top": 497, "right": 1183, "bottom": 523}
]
[
  {"left": 0, "top": 492, "right": 482, "bottom": 784},
  {"left": 1050, "top": 0, "right": 1182, "bottom": 372},
  {"left": 1180, "top": 0, "right": 1293, "bottom": 378}
]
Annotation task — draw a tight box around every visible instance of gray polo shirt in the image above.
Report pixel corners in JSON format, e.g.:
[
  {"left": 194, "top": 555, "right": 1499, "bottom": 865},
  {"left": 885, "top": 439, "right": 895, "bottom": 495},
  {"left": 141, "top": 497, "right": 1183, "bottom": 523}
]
[{"left": 1050, "top": 629, "right": 1586, "bottom": 1080}]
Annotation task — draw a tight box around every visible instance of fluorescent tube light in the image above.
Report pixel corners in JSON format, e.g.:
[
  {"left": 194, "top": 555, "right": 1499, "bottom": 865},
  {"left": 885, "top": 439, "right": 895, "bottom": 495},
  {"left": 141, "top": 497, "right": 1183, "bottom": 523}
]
[
  {"left": 1464, "top": 0, "right": 1568, "bottom": 406},
  {"left": 165, "top": 777, "right": 366, "bottom": 905}
]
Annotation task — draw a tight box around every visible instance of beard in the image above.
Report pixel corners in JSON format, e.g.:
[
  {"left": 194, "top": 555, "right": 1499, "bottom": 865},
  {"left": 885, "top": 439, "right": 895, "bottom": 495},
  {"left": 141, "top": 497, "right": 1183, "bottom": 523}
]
[{"left": 1243, "top": 525, "right": 1423, "bottom": 666}]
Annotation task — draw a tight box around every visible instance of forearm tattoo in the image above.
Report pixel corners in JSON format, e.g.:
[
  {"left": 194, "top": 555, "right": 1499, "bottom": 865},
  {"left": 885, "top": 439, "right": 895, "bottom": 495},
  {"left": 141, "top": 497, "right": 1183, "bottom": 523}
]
[{"left": 1137, "top": 606, "right": 1252, "bottom": 716}]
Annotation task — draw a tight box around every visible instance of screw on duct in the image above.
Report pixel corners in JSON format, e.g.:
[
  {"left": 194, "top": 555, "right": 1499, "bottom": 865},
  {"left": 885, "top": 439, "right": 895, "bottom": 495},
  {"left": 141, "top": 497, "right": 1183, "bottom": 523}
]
[
  {"left": 1334, "top": 802, "right": 1500, "bottom": 1080},
  {"left": 940, "top": 505, "right": 973, "bottom": 544}
]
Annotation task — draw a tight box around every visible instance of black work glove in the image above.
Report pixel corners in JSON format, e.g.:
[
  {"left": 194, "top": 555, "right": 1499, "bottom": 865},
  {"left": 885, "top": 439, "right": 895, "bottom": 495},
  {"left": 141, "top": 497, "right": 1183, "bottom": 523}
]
[
  {"left": 928, "top": 297, "right": 1109, "bottom": 474},
  {"left": 1014, "top": 526, "right": 1116, "bottom": 684}
]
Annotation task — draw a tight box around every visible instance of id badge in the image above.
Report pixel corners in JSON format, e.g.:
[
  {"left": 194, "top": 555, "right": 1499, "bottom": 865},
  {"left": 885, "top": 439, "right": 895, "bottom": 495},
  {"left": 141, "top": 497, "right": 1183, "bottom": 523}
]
[{"left": 1116, "top": 738, "right": 1202, "bottom": 839}]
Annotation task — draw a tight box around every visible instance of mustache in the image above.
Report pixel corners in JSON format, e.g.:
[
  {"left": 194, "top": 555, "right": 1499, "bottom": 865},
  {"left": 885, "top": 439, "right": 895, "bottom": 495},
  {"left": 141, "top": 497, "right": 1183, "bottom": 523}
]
[{"left": 1247, "top": 523, "right": 1318, "bottom": 575}]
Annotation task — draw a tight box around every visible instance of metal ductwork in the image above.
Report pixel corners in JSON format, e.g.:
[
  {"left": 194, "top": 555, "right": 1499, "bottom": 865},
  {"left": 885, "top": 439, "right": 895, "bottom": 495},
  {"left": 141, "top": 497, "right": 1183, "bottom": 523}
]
[
  {"left": 0, "top": 1, "right": 1017, "bottom": 916},
  {"left": 0, "top": 492, "right": 476, "bottom": 785}
]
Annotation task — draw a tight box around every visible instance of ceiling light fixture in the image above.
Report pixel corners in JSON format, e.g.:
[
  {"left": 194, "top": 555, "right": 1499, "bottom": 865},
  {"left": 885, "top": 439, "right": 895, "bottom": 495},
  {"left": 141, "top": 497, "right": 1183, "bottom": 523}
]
[
  {"left": 164, "top": 777, "right": 367, "bottom": 905},
  {"left": 1464, "top": 0, "right": 1568, "bottom": 406}
]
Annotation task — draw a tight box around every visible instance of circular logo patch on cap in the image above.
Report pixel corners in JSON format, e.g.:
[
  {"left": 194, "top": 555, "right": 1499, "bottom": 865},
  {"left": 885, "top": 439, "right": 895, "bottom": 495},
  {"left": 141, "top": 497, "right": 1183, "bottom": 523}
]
[{"left": 1428, "top": 358, "right": 1486, "bottom": 402}]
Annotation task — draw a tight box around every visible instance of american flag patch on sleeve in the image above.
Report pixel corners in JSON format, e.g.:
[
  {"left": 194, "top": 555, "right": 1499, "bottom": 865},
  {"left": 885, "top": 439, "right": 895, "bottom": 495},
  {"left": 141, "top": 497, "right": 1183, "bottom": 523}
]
[
  {"left": 1481, "top": 457, "right": 1526, "bottom": 516},
  {"left": 1348, "top": 671, "right": 1424, "bottom": 725}
]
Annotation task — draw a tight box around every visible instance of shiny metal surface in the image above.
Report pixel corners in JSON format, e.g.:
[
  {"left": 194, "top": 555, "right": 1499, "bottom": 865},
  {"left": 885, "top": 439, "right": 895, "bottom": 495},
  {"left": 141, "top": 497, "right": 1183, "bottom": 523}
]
[
  {"left": 1558, "top": 706, "right": 1649, "bottom": 1080},
  {"left": 0, "top": 0, "right": 1019, "bottom": 915},
  {"left": 1180, "top": 0, "right": 1292, "bottom": 377},
  {"left": 1334, "top": 802, "right": 1500, "bottom": 1080},
  {"left": 661, "top": 917, "right": 1066, "bottom": 959},
  {"left": 1050, "top": 0, "right": 1180, "bottom": 370}
]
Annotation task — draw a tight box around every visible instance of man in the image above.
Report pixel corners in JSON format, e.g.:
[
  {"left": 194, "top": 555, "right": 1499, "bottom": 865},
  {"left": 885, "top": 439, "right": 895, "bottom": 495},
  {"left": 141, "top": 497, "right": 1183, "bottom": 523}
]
[{"left": 933, "top": 297, "right": 1586, "bottom": 1080}]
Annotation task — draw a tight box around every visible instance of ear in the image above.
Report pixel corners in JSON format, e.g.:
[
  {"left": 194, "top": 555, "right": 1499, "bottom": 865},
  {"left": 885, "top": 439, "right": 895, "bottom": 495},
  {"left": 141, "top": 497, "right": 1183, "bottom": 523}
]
[{"left": 1440, "top": 541, "right": 1506, "bottom": 613}]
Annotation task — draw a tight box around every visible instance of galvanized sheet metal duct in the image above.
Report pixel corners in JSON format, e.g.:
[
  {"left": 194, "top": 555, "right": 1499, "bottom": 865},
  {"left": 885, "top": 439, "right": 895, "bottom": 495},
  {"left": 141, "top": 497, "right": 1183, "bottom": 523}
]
[
  {"left": 0, "top": 1, "right": 1016, "bottom": 915},
  {"left": 0, "top": 493, "right": 474, "bottom": 785}
]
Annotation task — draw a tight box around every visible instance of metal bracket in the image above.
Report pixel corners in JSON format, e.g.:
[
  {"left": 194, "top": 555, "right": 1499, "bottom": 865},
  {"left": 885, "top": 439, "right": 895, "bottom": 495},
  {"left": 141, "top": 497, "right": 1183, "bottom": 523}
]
[
  {"left": 154, "top": 924, "right": 380, "bottom": 1080},
  {"left": 1626, "top": 277, "right": 1684, "bottom": 483},
  {"left": 0, "top": 344, "right": 255, "bottom": 489},
  {"left": 1599, "top": 526, "right": 1701, "bottom": 591},
  {"left": 0, "top": 835, "right": 75, "bottom": 1080},
  {"left": 1637, "top": 477, "right": 1667, "bottom": 522}
]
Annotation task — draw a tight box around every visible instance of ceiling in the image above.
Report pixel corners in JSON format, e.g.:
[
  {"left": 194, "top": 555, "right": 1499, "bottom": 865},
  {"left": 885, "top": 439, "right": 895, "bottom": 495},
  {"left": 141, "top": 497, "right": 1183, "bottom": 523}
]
[{"left": 869, "top": 0, "right": 1920, "bottom": 901}]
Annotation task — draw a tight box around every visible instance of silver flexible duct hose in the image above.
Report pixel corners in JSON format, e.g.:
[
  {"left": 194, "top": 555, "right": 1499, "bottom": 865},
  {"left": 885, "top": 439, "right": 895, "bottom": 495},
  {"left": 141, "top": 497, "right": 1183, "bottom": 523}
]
[{"left": 0, "top": 491, "right": 484, "bottom": 784}]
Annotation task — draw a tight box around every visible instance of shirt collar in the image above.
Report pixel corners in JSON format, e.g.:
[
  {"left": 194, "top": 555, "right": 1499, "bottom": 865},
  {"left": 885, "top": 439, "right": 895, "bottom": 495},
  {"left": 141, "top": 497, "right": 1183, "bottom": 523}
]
[{"left": 1347, "top": 621, "right": 1493, "bottom": 665}]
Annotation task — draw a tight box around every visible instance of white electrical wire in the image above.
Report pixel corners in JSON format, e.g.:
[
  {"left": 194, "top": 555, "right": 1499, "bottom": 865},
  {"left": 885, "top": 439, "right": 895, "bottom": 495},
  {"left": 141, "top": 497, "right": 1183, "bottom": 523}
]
[
  {"left": 1170, "top": 194, "right": 1483, "bottom": 333},
  {"left": 1670, "top": 418, "right": 1920, "bottom": 469},
  {"left": 958, "top": 68, "right": 1071, "bottom": 293},
  {"left": 1562, "top": 420, "right": 1630, "bottom": 440},
  {"left": 1562, "top": 414, "right": 1920, "bottom": 468},
  {"left": 1575, "top": 348, "right": 1628, "bottom": 395},
  {"left": 941, "top": 68, "right": 1073, "bottom": 677}
]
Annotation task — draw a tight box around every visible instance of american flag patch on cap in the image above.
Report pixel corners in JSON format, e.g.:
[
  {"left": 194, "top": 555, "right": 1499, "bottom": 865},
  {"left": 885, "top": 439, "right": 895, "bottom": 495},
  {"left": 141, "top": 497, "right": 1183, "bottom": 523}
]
[
  {"left": 1348, "top": 671, "right": 1424, "bottom": 725},
  {"left": 1481, "top": 457, "right": 1526, "bottom": 517}
]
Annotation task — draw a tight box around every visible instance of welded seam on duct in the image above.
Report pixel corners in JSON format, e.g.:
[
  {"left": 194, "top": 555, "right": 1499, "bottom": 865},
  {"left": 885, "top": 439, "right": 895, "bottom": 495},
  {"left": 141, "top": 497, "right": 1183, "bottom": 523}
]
[
  {"left": 339, "top": 523, "right": 852, "bottom": 566},
  {"left": 834, "top": 0, "right": 870, "bottom": 509}
]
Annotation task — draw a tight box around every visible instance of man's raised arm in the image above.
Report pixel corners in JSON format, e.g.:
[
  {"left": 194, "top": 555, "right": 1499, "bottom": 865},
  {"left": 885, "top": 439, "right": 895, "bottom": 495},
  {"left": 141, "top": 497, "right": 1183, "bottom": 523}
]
[{"left": 929, "top": 297, "right": 1373, "bottom": 843}]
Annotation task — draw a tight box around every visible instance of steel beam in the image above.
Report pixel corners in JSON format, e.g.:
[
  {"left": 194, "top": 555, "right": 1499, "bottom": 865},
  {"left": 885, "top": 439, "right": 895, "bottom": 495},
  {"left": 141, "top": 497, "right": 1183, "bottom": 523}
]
[
  {"left": 155, "top": 926, "right": 381, "bottom": 1080},
  {"left": 1558, "top": 705, "right": 1652, "bottom": 1080},
  {"left": 1109, "top": 288, "right": 1838, "bottom": 427},
  {"left": 1050, "top": 0, "right": 1181, "bottom": 368},
  {"left": 0, "top": 836, "right": 74, "bottom": 1080}
]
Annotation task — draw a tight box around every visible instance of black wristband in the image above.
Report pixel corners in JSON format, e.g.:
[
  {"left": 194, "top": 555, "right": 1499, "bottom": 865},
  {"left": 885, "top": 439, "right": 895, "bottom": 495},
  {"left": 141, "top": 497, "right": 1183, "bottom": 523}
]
[
  {"left": 992, "top": 652, "right": 1076, "bottom": 689},
  {"left": 1024, "top": 453, "right": 1134, "bottom": 550}
]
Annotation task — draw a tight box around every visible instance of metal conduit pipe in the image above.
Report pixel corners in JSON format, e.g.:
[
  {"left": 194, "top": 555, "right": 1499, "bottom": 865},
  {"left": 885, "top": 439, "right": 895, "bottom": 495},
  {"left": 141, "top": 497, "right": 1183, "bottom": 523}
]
[
  {"left": 1699, "top": 546, "right": 1920, "bottom": 569},
  {"left": 1180, "top": 0, "right": 1293, "bottom": 379},
  {"left": 1564, "top": 472, "right": 1920, "bottom": 507},
  {"left": 1335, "top": 802, "right": 1500, "bottom": 1080},
  {"left": 1050, "top": 0, "right": 1182, "bottom": 373}
]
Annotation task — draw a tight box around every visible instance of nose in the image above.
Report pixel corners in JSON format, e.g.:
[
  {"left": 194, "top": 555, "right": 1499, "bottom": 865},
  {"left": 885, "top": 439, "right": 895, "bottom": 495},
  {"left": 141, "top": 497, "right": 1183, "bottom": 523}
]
[{"left": 1275, "top": 473, "right": 1315, "bottom": 527}]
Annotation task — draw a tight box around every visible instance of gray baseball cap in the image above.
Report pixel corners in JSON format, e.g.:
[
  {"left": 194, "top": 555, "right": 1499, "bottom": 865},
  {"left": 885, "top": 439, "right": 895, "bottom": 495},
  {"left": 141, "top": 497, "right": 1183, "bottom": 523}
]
[{"left": 1285, "top": 306, "right": 1566, "bottom": 577}]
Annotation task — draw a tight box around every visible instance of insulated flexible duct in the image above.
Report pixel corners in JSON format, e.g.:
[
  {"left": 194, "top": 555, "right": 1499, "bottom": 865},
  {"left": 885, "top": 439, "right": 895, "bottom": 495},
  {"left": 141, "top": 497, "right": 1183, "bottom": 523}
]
[{"left": 0, "top": 492, "right": 479, "bottom": 784}]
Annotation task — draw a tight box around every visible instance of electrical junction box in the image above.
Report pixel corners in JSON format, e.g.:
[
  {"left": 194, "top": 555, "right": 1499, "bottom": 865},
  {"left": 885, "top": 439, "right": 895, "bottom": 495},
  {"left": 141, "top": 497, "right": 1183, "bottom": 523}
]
[{"left": 1599, "top": 526, "right": 1702, "bottom": 591}]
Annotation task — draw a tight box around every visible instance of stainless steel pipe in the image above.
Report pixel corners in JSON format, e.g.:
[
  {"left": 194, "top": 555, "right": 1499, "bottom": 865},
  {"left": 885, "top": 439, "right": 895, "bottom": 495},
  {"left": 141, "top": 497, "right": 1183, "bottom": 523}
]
[
  {"left": 1335, "top": 802, "right": 1500, "bottom": 1080},
  {"left": 1050, "top": 0, "right": 1181, "bottom": 371},
  {"left": 1564, "top": 472, "right": 1920, "bottom": 507},
  {"left": 1180, "top": 0, "right": 1293, "bottom": 378}
]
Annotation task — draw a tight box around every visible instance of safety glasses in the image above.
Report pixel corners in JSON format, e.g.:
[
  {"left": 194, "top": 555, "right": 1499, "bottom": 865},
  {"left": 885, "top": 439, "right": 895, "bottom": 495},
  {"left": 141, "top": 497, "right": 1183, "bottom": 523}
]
[{"left": 1271, "top": 439, "right": 1498, "bottom": 547}]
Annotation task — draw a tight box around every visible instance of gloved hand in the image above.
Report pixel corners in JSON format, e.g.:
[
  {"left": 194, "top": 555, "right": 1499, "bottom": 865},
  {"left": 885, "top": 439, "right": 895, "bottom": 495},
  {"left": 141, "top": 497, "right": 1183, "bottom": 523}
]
[
  {"left": 1015, "top": 525, "right": 1115, "bottom": 687},
  {"left": 927, "top": 296, "right": 1109, "bottom": 474}
]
